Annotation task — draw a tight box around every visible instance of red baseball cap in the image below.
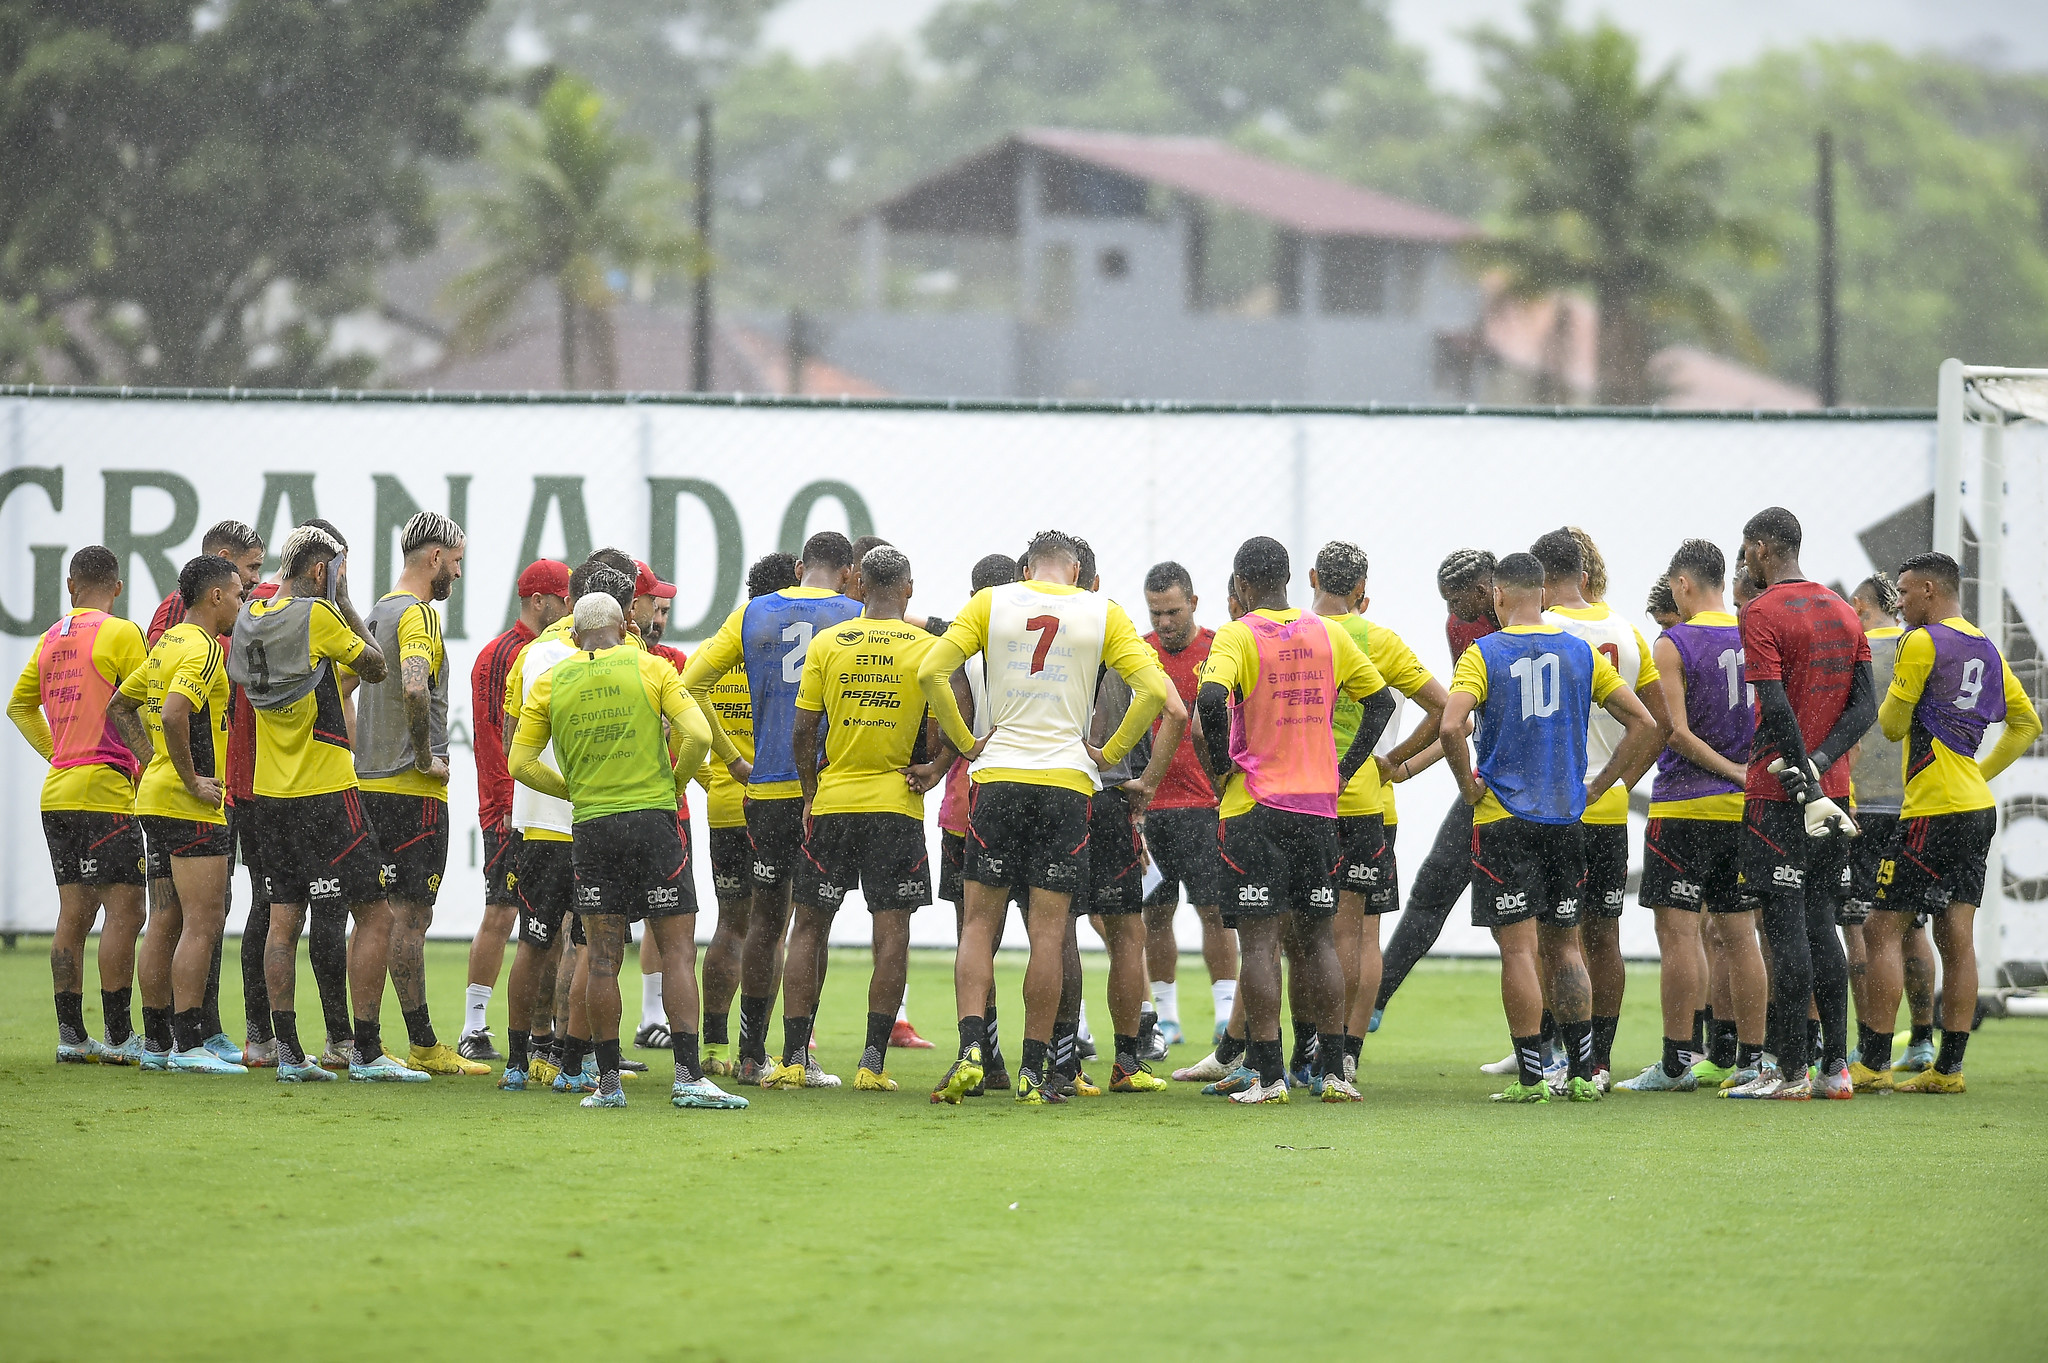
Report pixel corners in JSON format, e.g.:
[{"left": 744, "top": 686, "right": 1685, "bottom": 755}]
[
  {"left": 635, "top": 560, "right": 677, "bottom": 600},
  {"left": 516, "top": 559, "right": 571, "bottom": 599}
]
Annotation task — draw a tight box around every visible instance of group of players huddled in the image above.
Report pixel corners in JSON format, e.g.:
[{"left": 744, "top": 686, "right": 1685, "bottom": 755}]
[{"left": 11, "top": 499, "right": 2031, "bottom": 1108}]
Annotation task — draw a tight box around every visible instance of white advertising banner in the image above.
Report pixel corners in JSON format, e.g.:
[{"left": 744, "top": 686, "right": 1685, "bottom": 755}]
[{"left": 5, "top": 392, "right": 2046, "bottom": 960}]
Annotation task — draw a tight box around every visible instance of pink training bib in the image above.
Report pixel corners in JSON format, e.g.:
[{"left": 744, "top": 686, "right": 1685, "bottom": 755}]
[
  {"left": 1227, "top": 613, "right": 1341, "bottom": 817},
  {"left": 38, "top": 611, "right": 141, "bottom": 779}
]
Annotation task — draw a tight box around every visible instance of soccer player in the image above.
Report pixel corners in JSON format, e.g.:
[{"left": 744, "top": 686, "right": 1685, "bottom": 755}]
[
  {"left": 109, "top": 555, "right": 245, "bottom": 1072},
  {"left": 918, "top": 529, "right": 1173, "bottom": 1105},
  {"left": 1724, "top": 507, "right": 1873, "bottom": 1100},
  {"left": 1618, "top": 539, "right": 1768, "bottom": 1092},
  {"left": 1307, "top": 541, "right": 1447, "bottom": 1081},
  {"left": 632, "top": 559, "right": 686, "bottom": 1051},
  {"left": 1530, "top": 528, "right": 1671, "bottom": 1086},
  {"left": 9, "top": 547, "right": 150, "bottom": 1064},
  {"left": 695, "top": 551, "right": 798, "bottom": 1076},
  {"left": 1853, "top": 552, "right": 2040, "bottom": 1093},
  {"left": 459, "top": 559, "right": 571, "bottom": 1061},
  {"left": 145, "top": 519, "right": 265, "bottom": 646},
  {"left": 508, "top": 591, "right": 744, "bottom": 1111},
  {"left": 1841, "top": 573, "right": 1937, "bottom": 1071},
  {"left": 1138, "top": 561, "right": 1237, "bottom": 1052},
  {"left": 684, "top": 532, "right": 859, "bottom": 1085},
  {"left": 1190, "top": 537, "right": 1393, "bottom": 1105},
  {"left": 349, "top": 512, "right": 485, "bottom": 1076},
  {"left": 1441, "top": 551, "right": 1659, "bottom": 1103},
  {"left": 231, "top": 523, "right": 419, "bottom": 1083},
  {"left": 771, "top": 546, "right": 942, "bottom": 1091},
  {"left": 1646, "top": 577, "right": 1682, "bottom": 631}
]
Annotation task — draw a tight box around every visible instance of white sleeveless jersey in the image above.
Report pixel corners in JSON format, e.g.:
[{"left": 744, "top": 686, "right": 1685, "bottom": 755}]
[
  {"left": 1542, "top": 604, "right": 1643, "bottom": 772},
  {"left": 509, "top": 633, "right": 578, "bottom": 837},
  {"left": 972, "top": 583, "right": 1111, "bottom": 785}
]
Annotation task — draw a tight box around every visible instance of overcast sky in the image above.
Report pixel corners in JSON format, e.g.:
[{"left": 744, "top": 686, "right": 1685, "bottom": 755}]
[{"left": 762, "top": 0, "right": 2048, "bottom": 91}]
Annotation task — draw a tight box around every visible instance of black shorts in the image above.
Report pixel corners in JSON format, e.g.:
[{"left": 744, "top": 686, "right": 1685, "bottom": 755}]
[
  {"left": 251, "top": 790, "right": 387, "bottom": 911},
  {"left": 1142, "top": 805, "right": 1223, "bottom": 909},
  {"left": 1738, "top": 798, "right": 1850, "bottom": 911},
  {"left": 1639, "top": 817, "right": 1743, "bottom": 913},
  {"left": 140, "top": 815, "right": 232, "bottom": 880},
  {"left": 940, "top": 830, "right": 1026, "bottom": 907},
  {"left": 1582, "top": 822, "right": 1628, "bottom": 920},
  {"left": 1875, "top": 808, "right": 1997, "bottom": 917},
  {"left": 482, "top": 825, "right": 522, "bottom": 906},
  {"left": 1849, "top": 812, "right": 1899, "bottom": 902},
  {"left": 745, "top": 796, "right": 805, "bottom": 889},
  {"left": 1470, "top": 817, "right": 1585, "bottom": 929},
  {"left": 1078, "top": 786, "right": 1144, "bottom": 915},
  {"left": 966, "top": 780, "right": 1091, "bottom": 896},
  {"left": 1217, "top": 804, "right": 1341, "bottom": 922},
  {"left": 42, "top": 810, "right": 146, "bottom": 887},
  {"left": 708, "top": 824, "right": 751, "bottom": 900},
  {"left": 1382, "top": 821, "right": 1401, "bottom": 911},
  {"left": 1335, "top": 814, "right": 1393, "bottom": 913},
  {"left": 360, "top": 793, "right": 450, "bottom": 907},
  {"left": 795, "top": 811, "right": 931, "bottom": 914},
  {"left": 574, "top": 808, "right": 695, "bottom": 921},
  {"left": 516, "top": 835, "right": 581, "bottom": 948},
  {"left": 229, "top": 802, "right": 262, "bottom": 888}
]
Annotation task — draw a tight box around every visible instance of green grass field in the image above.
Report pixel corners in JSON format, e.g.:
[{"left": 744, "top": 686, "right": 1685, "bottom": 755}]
[{"left": 1, "top": 939, "right": 2043, "bottom": 1362}]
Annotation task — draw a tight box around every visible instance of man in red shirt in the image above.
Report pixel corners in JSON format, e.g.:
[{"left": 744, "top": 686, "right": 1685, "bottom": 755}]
[
  {"left": 1725, "top": 506, "right": 1873, "bottom": 1100},
  {"left": 1134, "top": 562, "right": 1235, "bottom": 1051},
  {"left": 455, "top": 560, "right": 569, "bottom": 1061}
]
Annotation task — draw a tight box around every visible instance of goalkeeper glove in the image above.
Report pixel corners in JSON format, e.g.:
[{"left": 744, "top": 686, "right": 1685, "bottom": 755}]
[
  {"left": 1765, "top": 757, "right": 1814, "bottom": 803},
  {"left": 1767, "top": 758, "right": 1858, "bottom": 838}
]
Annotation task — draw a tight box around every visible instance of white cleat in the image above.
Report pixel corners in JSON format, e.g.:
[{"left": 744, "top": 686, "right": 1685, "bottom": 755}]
[{"left": 1171, "top": 1051, "right": 1232, "bottom": 1082}]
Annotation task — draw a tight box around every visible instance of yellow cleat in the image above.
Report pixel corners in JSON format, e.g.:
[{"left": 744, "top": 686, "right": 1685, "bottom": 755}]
[
  {"left": 760, "top": 1059, "right": 808, "bottom": 1090},
  {"left": 931, "top": 1048, "right": 983, "bottom": 1104},
  {"left": 1109, "top": 1062, "right": 1168, "bottom": 1093},
  {"left": 1847, "top": 1060, "right": 1893, "bottom": 1093},
  {"left": 410, "top": 1043, "right": 490, "bottom": 1076},
  {"left": 530, "top": 1056, "right": 561, "bottom": 1087},
  {"left": 1895, "top": 1067, "right": 1965, "bottom": 1094},
  {"left": 854, "top": 1067, "right": 898, "bottom": 1091},
  {"left": 702, "top": 1042, "right": 736, "bottom": 1077},
  {"left": 1068, "top": 1069, "right": 1102, "bottom": 1098}
]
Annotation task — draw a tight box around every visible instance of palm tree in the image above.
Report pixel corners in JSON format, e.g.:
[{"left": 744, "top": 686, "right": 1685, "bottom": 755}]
[
  {"left": 1468, "top": 1, "right": 1772, "bottom": 404},
  {"left": 446, "top": 74, "right": 696, "bottom": 389}
]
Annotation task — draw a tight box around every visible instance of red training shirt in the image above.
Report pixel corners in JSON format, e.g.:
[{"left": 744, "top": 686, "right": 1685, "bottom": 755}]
[
  {"left": 1446, "top": 612, "right": 1496, "bottom": 669},
  {"left": 1145, "top": 626, "right": 1217, "bottom": 811},
  {"left": 146, "top": 591, "right": 187, "bottom": 648},
  {"left": 649, "top": 641, "right": 692, "bottom": 819},
  {"left": 1739, "top": 579, "right": 1869, "bottom": 802},
  {"left": 470, "top": 619, "right": 536, "bottom": 830},
  {"left": 225, "top": 581, "right": 279, "bottom": 805}
]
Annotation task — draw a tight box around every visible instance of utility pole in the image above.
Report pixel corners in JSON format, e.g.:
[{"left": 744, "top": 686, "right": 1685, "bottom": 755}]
[
  {"left": 786, "top": 308, "right": 808, "bottom": 396},
  {"left": 692, "top": 100, "right": 713, "bottom": 393},
  {"left": 1816, "top": 128, "right": 1838, "bottom": 408}
]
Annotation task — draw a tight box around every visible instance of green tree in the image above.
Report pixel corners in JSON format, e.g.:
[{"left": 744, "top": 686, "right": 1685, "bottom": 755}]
[
  {"left": 1695, "top": 45, "right": 2048, "bottom": 406},
  {"left": 1468, "top": 0, "right": 1770, "bottom": 404},
  {"left": 447, "top": 73, "right": 696, "bottom": 389},
  {"left": 0, "top": 0, "right": 489, "bottom": 385}
]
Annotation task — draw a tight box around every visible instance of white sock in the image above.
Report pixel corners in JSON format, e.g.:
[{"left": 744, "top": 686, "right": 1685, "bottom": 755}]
[
  {"left": 464, "top": 983, "right": 491, "bottom": 1036},
  {"left": 641, "top": 972, "right": 665, "bottom": 1027},
  {"left": 896, "top": 1002, "right": 911, "bottom": 1024},
  {"left": 1212, "top": 979, "right": 1237, "bottom": 1029},
  {"left": 1152, "top": 980, "right": 1179, "bottom": 1024},
  {"left": 1077, "top": 1000, "right": 1093, "bottom": 1043}
]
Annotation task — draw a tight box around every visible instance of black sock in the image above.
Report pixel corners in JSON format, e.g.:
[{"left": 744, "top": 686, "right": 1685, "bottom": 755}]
[
  {"left": 1539, "top": 1009, "right": 1557, "bottom": 1050},
  {"left": 142, "top": 1005, "right": 173, "bottom": 1053},
  {"left": 1692, "top": 1008, "right": 1707, "bottom": 1056},
  {"left": 674, "top": 1030, "right": 702, "bottom": 1084},
  {"left": 1288, "top": 1018, "right": 1313, "bottom": 1070},
  {"left": 1661, "top": 1037, "right": 1688, "bottom": 1079},
  {"left": 101, "top": 987, "right": 133, "bottom": 1044},
  {"left": 1861, "top": 1030, "right": 1893, "bottom": 1070},
  {"left": 1856, "top": 1020, "right": 1877, "bottom": 1055},
  {"left": 1114, "top": 1034, "right": 1140, "bottom": 1071},
  {"left": 1021, "top": 1037, "right": 1049, "bottom": 1081},
  {"left": 1712, "top": 1020, "right": 1740, "bottom": 1068},
  {"left": 353, "top": 1016, "right": 382, "bottom": 1067},
  {"left": 309, "top": 909, "right": 351, "bottom": 1042},
  {"left": 1737, "top": 1041, "right": 1764, "bottom": 1071},
  {"left": 203, "top": 934, "right": 224, "bottom": 1037},
  {"left": 783, "top": 1014, "right": 814, "bottom": 1066},
  {"left": 509, "top": 1029, "right": 531, "bottom": 1070},
  {"left": 1344, "top": 1033, "right": 1364, "bottom": 1061},
  {"left": 862, "top": 1012, "right": 892, "bottom": 1074},
  {"left": 532, "top": 1032, "right": 556, "bottom": 1063},
  {"left": 402, "top": 1004, "right": 436, "bottom": 1049},
  {"left": 172, "top": 1007, "right": 207, "bottom": 1054},
  {"left": 983, "top": 1004, "right": 1006, "bottom": 1072},
  {"left": 1935, "top": 1028, "right": 1969, "bottom": 1075},
  {"left": 1806, "top": 1018, "right": 1823, "bottom": 1064},
  {"left": 273, "top": 1011, "right": 305, "bottom": 1066},
  {"left": 55, "top": 991, "right": 86, "bottom": 1045},
  {"left": 702, "top": 1010, "right": 730, "bottom": 1046},
  {"left": 1249, "top": 1037, "right": 1285, "bottom": 1086},
  {"left": 1217, "top": 1031, "right": 1247, "bottom": 1066},
  {"left": 1910, "top": 1021, "right": 1934, "bottom": 1047},
  {"left": 562, "top": 1035, "right": 588, "bottom": 1078},
  {"left": 738, "top": 994, "right": 772, "bottom": 1062},
  {"left": 596, "top": 1038, "right": 622, "bottom": 1095},
  {"left": 1590, "top": 1015, "right": 1620, "bottom": 1069},
  {"left": 957, "top": 1015, "right": 985, "bottom": 1060},
  {"left": 1318, "top": 1033, "right": 1348, "bottom": 1079},
  {"left": 1561, "top": 1019, "right": 1594, "bottom": 1081},
  {"left": 1514, "top": 1033, "right": 1545, "bottom": 1088},
  {"left": 1051, "top": 1019, "right": 1077, "bottom": 1079}
]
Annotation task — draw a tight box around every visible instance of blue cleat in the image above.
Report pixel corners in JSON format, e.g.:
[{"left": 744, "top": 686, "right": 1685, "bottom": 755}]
[
  {"left": 1367, "top": 1008, "right": 1383, "bottom": 1034},
  {"left": 140, "top": 1047, "right": 173, "bottom": 1072},
  {"left": 1895, "top": 1038, "right": 1936, "bottom": 1073},
  {"left": 1203, "top": 1065, "right": 1260, "bottom": 1096},
  {"left": 497, "top": 1066, "right": 528, "bottom": 1091},
  {"left": 1615, "top": 1062, "right": 1698, "bottom": 1093},
  {"left": 277, "top": 1056, "right": 337, "bottom": 1083},
  {"left": 101, "top": 1035, "right": 147, "bottom": 1067},
  {"left": 1286, "top": 1064, "right": 1315, "bottom": 1091},
  {"left": 1157, "top": 1019, "right": 1185, "bottom": 1047},
  {"left": 351, "top": 1054, "right": 430, "bottom": 1083},
  {"left": 56, "top": 1036, "right": 113, "bottom": 1064},
  {"left": 579, "top": 1088, "right": 628, "bottom": 1108},
  {"left": 201, "top": 1033, "right": 245, "bottom": 1065},
  {"left": 672, "top": 1078, "right": 748, "bottom": 1109},
  {"left": 553, "top": 1068, "right": 597, "bottom": 1094},
  {"left": 170, "top": 1047, "right": 247, "bottom": 1075}
]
